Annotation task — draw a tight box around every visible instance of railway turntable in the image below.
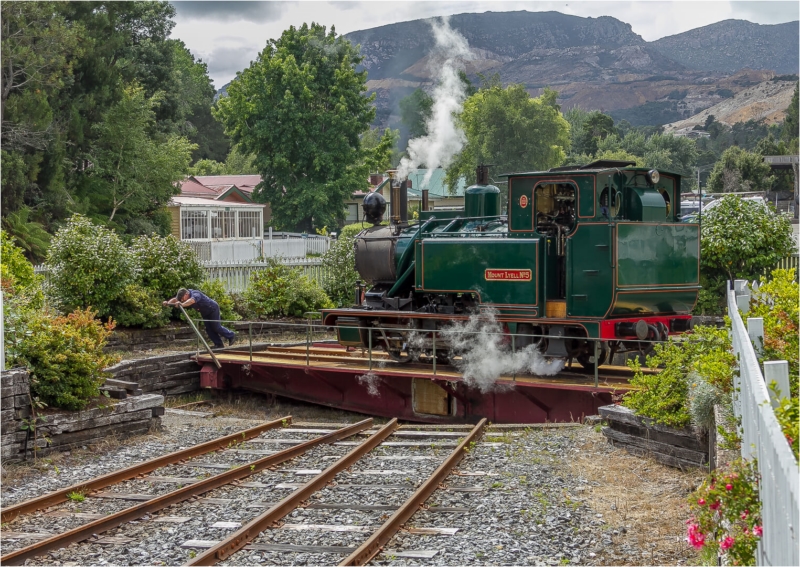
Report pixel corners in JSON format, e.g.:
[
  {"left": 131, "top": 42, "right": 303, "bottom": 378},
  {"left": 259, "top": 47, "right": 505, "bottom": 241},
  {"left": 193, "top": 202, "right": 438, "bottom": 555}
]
[{"left": 194, "top": 344, "right": 639, "bottom": 424}]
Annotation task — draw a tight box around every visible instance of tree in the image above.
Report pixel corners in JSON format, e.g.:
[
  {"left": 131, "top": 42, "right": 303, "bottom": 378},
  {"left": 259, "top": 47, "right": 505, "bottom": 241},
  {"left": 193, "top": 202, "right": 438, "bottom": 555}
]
[
  {"left": 576, "top": 112, "right": 616, "bottom": 156},
  {"left": 446, "top": 86, "right": 570, "bottom": 191},
  {"left": 399, "top": 89, "right": 433, "bottom": 140},
  {"left": 781, "top": 81, "right": 799, "bottom": 148},
  {"left": 706, "top": 146, "right": 773, "bottom": 193},
  {"left": 215, "top": 23, "right": 376, "bottom": 231},
  {"left": 85, "top": 85, "right": 195, "bottom": 231},
  {"left": 698, "top": 195, "right": 793, "bottom": 313}
]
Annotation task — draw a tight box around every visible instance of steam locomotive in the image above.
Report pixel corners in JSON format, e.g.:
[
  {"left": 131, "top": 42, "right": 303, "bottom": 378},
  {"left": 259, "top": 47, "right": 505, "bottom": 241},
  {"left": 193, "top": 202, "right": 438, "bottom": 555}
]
[{"left": 321, "top": 161, "right": 699, "bottom": 372}]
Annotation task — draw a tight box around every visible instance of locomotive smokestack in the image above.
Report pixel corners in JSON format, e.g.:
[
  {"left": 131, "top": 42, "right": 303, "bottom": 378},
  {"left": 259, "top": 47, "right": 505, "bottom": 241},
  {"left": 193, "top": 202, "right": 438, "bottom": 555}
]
[
  {"left": 399, "top": 180, "right": 408, "bottom": 224},
  {"left": 476, "top": 164, "right": 490, "bottom": 185},
  {"left": 422, "top": 189, "right": 429, "bottom": 211}
]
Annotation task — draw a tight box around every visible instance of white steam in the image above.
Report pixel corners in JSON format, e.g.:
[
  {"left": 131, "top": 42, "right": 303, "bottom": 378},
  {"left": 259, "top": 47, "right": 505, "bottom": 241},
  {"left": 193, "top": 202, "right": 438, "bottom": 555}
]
[
  {"left": 443, "top": 309, "right": 566, "bottom": 392},
  {"left": 357, "top": 372, "right": 382, "bottom": 397},
  {"left": 397, "top": 17, "right": 472, "bottom": 185}
]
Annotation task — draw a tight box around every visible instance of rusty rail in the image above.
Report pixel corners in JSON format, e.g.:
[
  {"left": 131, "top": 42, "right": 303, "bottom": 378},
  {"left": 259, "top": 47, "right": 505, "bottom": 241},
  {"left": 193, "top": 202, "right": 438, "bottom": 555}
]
[
  {"left": 340, "top": 418, "right": 488, "bottom": 565},
  {"left": 1, "top": 416, "right": 291, "bottom": 523},
  {"left": 187, "top": 418, "right": 400, "bottom": 566},
  {"left": 1, "top": 419, "right": 373, "bottom": 566}
]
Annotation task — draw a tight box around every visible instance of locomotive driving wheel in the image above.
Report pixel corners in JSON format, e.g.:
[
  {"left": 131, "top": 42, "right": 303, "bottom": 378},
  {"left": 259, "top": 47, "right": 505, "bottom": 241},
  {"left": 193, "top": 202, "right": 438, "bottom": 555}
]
[{"left": 576, "top": 342, "right": 608, "bottom": 373}]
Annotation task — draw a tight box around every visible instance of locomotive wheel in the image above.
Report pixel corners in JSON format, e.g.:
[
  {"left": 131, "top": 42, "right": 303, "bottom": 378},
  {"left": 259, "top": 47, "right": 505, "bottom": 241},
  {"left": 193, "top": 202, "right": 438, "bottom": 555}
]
[
  {"left": 386, "top": 348, "right": 417, "bottom": 364},
  {"left": 576, "top": 343, "right": 608, "bottom": 373}
]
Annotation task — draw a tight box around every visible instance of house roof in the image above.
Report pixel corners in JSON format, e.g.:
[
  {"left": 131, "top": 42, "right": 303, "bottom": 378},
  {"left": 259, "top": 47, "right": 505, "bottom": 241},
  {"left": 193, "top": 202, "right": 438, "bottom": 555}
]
[
  {"left": 169, "top": 196, "right": 264, "bottom": 208},
  {"left": 179, "top": 178, "right": 219, "bottom": 198},
  {"left": 192, "top": 175, "right": 262, "bottom": 195}
]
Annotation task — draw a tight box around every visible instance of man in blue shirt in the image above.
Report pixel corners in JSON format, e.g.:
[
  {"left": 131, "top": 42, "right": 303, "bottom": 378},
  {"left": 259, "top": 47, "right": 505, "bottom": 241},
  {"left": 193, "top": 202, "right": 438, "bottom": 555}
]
[{"left": 164, "top": 288, "right": 235, "bottom": 349}]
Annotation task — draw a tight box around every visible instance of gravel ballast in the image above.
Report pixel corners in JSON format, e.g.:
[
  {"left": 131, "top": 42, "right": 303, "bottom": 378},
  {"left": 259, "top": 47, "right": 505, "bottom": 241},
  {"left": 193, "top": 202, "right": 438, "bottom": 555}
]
[{"left": 1, "top": 402, "right": 703, "bottom": 566}]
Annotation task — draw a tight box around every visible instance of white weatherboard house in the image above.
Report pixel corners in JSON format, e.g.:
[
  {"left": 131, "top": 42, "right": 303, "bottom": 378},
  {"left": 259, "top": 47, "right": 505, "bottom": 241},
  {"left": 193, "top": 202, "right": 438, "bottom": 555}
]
[{"left": 167, "top": 196, "right": 268, "bottom": 262}]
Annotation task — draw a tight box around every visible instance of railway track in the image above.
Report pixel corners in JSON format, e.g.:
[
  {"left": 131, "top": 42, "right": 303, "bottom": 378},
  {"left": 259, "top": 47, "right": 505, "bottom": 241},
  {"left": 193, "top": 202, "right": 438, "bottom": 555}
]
[{"left": 1, "top": 417, "right": 488, "bottom": 566}]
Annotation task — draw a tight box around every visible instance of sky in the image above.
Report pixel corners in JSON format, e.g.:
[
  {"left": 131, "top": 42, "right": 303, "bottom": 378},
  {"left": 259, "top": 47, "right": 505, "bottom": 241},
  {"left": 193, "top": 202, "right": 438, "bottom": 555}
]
[{"left": 169, "top": 0, "right": 800, "bottom": 89}]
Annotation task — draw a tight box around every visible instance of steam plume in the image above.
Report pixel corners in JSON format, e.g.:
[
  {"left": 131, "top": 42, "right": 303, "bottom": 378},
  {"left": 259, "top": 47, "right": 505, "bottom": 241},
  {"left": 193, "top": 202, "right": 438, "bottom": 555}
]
[
  {"left": 443, "top": 309, "right": 565, "bottom": 392},
  {"left": 397, "top": 17, "right": 472, "bottom": 186}
]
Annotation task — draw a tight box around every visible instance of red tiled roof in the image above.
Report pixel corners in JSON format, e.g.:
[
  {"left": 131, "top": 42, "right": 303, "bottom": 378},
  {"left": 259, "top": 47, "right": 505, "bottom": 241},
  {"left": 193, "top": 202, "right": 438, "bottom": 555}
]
[{"left": 193, "top": 175, "right": 261, "bottom": 194}]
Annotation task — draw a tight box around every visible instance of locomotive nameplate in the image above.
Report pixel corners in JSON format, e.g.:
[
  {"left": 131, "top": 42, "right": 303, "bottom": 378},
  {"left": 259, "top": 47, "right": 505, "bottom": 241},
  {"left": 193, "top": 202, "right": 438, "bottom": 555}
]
[
  {"left": 485, "top": 269, "right": 532, "bottom": 281},
  {"left": 519, "top": 195, "right": 529, "bottom": 208}
]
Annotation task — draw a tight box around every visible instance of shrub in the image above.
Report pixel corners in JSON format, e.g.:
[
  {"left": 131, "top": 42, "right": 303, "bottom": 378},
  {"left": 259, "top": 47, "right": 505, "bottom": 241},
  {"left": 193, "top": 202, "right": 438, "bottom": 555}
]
[
  {"left": 112, "top": 284, "right": 170, "bottom": 329},
  {"left": 773, "top": 394, "right": 799, "bottom": 460},
  {"left": 129, "top": 234, "right": 204, "bottom": 301},
  {"left": 15, "top": 308, "right": 119, "bottom": 411},
  {"left": 321, "top": 223, "right": 368, "bottom": 307},
  {"left": 686, "top": 459, "right": 762, "bottom": 565},
  {"left": 698, "top": 196, "right": 793, "bottom": 314},
  {"left": 749, "top": 268, "right": 799, "bottom": 394},
  {"left": 1, "top": 230, "right": 40, "bottom": 294},
  {"left": 624, "top": 326, "right": 736, "bottom": 428},
  {"left": 244, "top": 258, "right": 333, "bottom": 318},
  {"left": 46, "top": 214, "right": 133, "bottom": 318}
]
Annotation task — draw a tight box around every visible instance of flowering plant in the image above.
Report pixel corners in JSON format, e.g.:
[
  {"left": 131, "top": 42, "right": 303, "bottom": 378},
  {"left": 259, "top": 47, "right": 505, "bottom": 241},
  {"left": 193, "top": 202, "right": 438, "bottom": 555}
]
[{"left": 686, "top": 459, "right": 762, "bottom": 565}]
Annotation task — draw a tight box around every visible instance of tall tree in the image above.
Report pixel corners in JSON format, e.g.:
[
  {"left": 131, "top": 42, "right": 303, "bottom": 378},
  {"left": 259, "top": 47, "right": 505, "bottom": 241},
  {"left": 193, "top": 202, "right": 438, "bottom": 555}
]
[
  {"left": 706, "top": 146, "right": 773, "bottom": 193},
  {"left": 215, "top": 23, "right": 377, "bottom": 231},
  {"left": 84, "top": 85, "right": 195, "bottom": 233},
  {"left": 445, "top": 85, "right": 570, "bottom": 190}
]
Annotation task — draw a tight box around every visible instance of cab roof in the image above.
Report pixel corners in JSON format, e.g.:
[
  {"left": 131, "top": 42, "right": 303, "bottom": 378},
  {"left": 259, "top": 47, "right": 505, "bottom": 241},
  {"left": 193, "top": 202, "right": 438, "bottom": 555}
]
[{"left": 500, "top": 160, "right": 681, "bottom": 178}]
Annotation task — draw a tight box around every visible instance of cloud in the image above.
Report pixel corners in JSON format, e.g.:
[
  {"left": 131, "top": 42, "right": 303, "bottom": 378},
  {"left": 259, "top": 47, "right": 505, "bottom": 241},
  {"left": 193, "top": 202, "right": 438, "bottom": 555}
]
[
  {"left": 204, "top": 44, "right": 262, "bottom": 86},
  {"left": 171, "top": 1, "right": 289, "bottom": 23},
  {"left": 729, "top": 1, "right": 799, "bottom": 24}
]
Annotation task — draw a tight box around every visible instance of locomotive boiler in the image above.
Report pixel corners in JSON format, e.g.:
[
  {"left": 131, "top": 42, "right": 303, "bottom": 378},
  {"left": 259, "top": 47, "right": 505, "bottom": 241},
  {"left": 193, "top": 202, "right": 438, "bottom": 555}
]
[{"left": 321, "top": 161, "right": 699, "bottom": 372}]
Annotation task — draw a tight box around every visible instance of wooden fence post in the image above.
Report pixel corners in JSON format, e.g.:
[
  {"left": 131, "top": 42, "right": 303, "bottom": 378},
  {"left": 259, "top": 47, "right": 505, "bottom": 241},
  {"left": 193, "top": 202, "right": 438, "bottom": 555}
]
[{"left": 763, "top": 360, "right": 790, "bottom": 409}]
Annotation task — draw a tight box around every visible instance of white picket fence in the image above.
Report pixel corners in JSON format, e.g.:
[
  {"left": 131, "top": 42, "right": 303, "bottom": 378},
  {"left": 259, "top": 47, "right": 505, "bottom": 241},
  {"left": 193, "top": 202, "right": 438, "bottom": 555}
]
[
  {"left": 729, "top": 280, "right": 798, "bottom": 566},
  {"left": 184, "top": 236, "right": 329, "bottom": 263},
  {"left": 203, "top": 258, "right": 328, "bottom": 293}
]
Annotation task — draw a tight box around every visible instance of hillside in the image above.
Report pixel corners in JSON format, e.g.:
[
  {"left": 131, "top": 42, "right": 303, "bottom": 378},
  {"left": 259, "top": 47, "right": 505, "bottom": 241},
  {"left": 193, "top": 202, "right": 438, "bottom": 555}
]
[
  {"left": 342, "top": 11, "right": 799, "bottom": 129},
  {"left": 650, "top": 20, "right": 798, "bottom": 74},
  {"left": 663, "top": 77, "right": 797, "bottom": 134}
]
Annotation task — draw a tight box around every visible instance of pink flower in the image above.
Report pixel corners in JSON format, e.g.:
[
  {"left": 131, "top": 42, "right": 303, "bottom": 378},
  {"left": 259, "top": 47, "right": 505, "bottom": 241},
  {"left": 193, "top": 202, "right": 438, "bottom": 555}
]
[
  {"left": 698, "top": 498, "right": 706, "bottom": 506},
  {"left": 720, "top": 536, "right": 735, "bottom": 551},
  {"left": 725, "top": 483, "right": 733, "bottom": 491},
  {"left": 753, "top": 525, "right": 763, "bottom": 537},
  {"left": 709, "top": 501, "right": 721, "bottom": 510},
  {"left": 686, "top": 523, "right": 706, "bottom": 549},
  {"left": 740, "top": 510, "right": 749, "bottom": 520}
]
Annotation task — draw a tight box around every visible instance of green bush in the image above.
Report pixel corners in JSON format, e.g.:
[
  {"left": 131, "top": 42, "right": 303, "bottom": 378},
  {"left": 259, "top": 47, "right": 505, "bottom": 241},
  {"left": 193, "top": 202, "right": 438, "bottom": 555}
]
[
  {"left": 321, "top": 223, "right": 368, "bottom": 307},
  {"left": 1, "top": 230, "right": 40, "bottom": 293},
  {"left": 749, "top": 268, "right": 799, "bottom": 393},
  {"left": 129, "top": 234, "right": 204, "bottom": 300},
  {"left": 16, "top": 308, "right": 119, "bottom": 411},
  {"left": 624, "top": 325, "right": 737, "bottom": 428},
  {"left": 112, "top": 284, "right": 170, "bottom": 329},
  {"left": 244, "top": 258, "right": 333, "bottom": 318},
  {"left": 45, "top": 214, "right": 133, "bottom": 319},
  {"left": 696, "top": 197, "right": 793, "bottom": 315}
]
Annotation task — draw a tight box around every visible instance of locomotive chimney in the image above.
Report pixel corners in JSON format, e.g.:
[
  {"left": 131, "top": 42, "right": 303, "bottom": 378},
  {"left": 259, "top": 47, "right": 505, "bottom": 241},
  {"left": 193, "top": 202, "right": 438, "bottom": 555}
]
[
  {"left": 422, "top": 189, "right": 429, "bottom": 211},
  {"left": 399, "top": 180, "right": 408, "bottom": 223},
  {"left": 388, "top": 171, "right": 399, "bottom": 225},
  {"left": 476, "top": 164, "right": 490, "bottom": 185}
]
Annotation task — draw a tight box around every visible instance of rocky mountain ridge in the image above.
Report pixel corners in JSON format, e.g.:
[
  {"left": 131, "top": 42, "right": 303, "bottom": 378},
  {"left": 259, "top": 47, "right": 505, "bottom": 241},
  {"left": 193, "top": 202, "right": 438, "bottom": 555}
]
[{"left": 342, "top": 11, "right": 798, "bottom": 128}]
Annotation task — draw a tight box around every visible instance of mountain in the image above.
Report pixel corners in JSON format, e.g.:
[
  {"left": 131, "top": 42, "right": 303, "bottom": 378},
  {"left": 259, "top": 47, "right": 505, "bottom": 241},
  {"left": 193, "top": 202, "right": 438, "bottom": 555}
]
[
  {"left": 343, "top": 11, "right": 799, "bottom": 128},
  {"left": 650, "top": 20, "right": 798, "bottom": 74}
]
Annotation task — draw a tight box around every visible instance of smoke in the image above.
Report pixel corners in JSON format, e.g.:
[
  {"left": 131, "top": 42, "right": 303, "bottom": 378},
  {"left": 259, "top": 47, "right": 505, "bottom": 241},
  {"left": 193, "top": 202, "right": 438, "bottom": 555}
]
[
  {"left": 397, "top": 17, "right": 472, "bottom": 185},
  {"left": 442, "top": 308, "right": 565, "bottom": 392},
  {"left": 357, "top": 372, "right": 382, "bottom": 397}
]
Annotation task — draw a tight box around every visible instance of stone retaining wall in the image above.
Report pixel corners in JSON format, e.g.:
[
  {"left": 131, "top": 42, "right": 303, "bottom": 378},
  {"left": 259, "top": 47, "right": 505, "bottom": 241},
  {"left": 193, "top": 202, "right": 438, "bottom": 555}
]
[
  {"left": 599, "top": 404, "right": 709, "bottom": 469},
  {"left": 1, "top": 368, "right": 164, "bottom": 463}
]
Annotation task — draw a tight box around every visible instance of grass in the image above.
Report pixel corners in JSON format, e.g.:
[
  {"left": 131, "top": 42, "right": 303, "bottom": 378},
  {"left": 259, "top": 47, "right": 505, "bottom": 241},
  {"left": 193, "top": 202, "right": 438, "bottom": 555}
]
[
  {"left": 66, "top": 491, "right": 85, "bottom": 502},
  {"left": 564, "top": 426, "right": 705, "bottom": 566}
]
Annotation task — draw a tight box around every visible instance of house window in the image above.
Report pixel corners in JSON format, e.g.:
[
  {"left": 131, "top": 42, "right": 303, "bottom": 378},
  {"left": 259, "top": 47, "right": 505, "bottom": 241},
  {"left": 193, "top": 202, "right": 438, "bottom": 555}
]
[
  {"left": 211, "top": 210, "right": 235, "bottom": 238},
  {"left": 238, "top": 210, "right": 261, "bottom": 238},
  {"left": 181, "top": 210, "right": 208, "bottom": 240},
  {"left": 346, "top": 203, "right": 359, "bottom": 222}
]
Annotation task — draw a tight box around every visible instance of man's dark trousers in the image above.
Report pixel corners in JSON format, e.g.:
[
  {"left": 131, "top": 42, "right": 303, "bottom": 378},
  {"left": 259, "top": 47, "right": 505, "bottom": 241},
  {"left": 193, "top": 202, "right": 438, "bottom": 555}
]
[{"left": 199, "top": 304, "right": 234, "bottom": 348}]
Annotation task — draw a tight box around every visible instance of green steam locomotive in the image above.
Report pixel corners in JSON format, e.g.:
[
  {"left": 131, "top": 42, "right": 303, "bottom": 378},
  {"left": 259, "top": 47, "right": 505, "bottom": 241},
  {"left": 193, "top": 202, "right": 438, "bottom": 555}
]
[{"left": 321, "top": 161, "right": 699, "bottom": 371}]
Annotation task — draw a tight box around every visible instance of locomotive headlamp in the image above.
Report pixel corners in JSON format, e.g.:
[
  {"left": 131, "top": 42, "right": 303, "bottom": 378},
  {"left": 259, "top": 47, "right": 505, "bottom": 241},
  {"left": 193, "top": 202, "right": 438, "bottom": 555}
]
[{"left": 646, "top": 169, "right": 660, "bottom": 185}]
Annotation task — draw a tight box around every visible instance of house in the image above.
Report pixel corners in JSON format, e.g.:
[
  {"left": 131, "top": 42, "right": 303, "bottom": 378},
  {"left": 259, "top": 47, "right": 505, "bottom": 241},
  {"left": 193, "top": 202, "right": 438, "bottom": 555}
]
[{"left": 342, "top": 169, "right": 468, "bottom": 225}]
